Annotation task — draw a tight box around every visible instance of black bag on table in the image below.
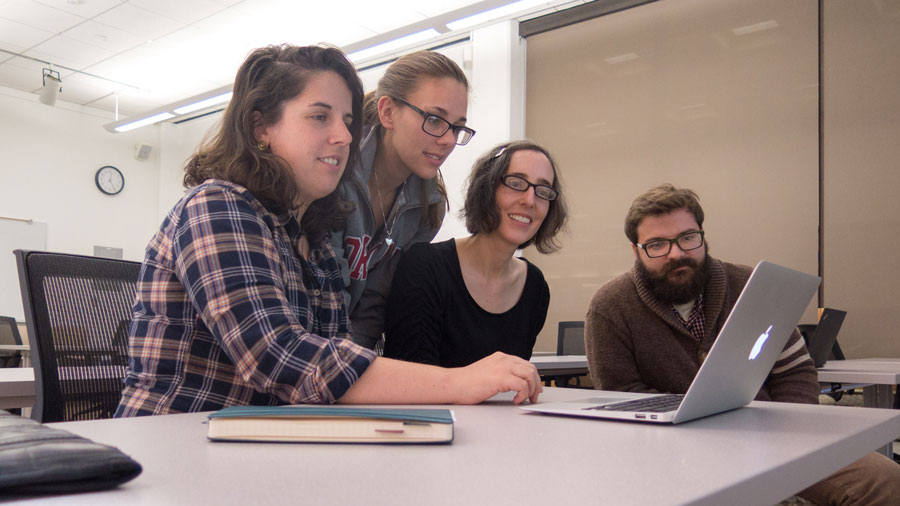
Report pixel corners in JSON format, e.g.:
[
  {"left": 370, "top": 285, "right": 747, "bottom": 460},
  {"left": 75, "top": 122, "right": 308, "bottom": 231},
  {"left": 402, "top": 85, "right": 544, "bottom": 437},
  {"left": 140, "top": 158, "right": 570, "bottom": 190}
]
[{"left": 0, "top": 410, "right": 141, "bottom": 494}]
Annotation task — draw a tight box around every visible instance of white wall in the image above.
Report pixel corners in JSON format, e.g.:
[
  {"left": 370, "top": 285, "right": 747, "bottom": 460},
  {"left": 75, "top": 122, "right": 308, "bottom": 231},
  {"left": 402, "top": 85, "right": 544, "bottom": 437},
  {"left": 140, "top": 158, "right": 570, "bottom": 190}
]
[
  {"left": 0, "top": 86, "right": 162, "bottom": 262},
  {"left": 158, "top": 114, "right": 221, "bottom": 223}
]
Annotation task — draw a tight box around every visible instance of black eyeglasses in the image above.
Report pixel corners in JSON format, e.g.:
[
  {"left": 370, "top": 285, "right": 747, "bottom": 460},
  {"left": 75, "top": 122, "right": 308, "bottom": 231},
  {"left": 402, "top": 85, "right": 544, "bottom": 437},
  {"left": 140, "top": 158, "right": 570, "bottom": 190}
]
[
  {"left": 393, "top": 97, "right": 476, "bottom": 145},
  {"left": 635, "top": 231, "right": 705, "bottom": 258},
  {"left": 500, "top": 175, "right": 558, "bottom": 201}
]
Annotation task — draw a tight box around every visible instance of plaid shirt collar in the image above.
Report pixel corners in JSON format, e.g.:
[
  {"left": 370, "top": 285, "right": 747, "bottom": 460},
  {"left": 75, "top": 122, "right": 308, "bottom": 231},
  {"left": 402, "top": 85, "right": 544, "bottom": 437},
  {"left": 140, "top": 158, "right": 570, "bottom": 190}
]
[{"left": 672, "top": 292, "right": 705, "bottom": 341}]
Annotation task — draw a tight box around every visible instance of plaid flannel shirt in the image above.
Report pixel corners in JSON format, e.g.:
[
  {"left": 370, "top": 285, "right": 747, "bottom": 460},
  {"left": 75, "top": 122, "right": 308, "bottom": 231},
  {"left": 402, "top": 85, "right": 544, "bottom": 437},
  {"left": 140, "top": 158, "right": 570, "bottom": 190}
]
[{"left": 116, "top": 180, "right": 376, "bottom": 417}]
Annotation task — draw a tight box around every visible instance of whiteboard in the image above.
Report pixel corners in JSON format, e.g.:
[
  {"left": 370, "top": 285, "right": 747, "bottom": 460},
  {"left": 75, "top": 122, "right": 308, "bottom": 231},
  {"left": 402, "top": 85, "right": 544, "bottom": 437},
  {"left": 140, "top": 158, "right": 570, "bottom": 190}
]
[{"left": 0, "top": 218, "right": 47, "bottom": 321}]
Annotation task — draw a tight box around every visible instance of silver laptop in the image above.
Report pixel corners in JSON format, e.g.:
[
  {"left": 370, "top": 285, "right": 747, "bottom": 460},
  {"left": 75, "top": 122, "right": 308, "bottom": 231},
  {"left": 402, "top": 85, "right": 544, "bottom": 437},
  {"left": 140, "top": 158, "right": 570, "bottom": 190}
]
[{"left": 522, "top": 260, "right": 820, "bottom": 424}]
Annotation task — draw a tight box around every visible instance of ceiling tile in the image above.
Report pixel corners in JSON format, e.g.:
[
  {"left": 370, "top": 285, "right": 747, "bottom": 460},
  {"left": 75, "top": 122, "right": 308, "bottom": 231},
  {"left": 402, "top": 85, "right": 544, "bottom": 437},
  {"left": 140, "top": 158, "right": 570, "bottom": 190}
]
[
  {"left": 50, "top": 76, "right": 117, "bottom": 105},
  {"left": 32, "top": 0, "right": 124, "bottom": 18},
  {"left": 80, "top": 44, "right": 159, "bottom": 89},
  {"left": 61, "top": 19, "right": 143, "bottom": 53},
  {"left": 146, "top": 26, "right": 240, "bottom": 85},
  {"left": 92, "top": 3, "right": 185, "bottom": 42},
  {"left": 400, "top": 0, "right": 484, "bottom": 18},
  {"left": 87, "top": 91, "right": 165, "bottom": 116},
  {"left": 0, "top": 0, "right": 86, "bottom": 33},
  {"left": 0, "top": 0, "right": 575, "bottom": 123},
  {"left": 25, "top": 34, "right": 116, "bottom": 69},
  {"left": 341, "top": 1, "right": 428, "bottom": 34},
  {"left": 0, "top": 16, "right": 54, "bottom": 52},
  {"left": 128, "top": 0, "right": 230, "bottom": 24},
  {"left": 0, "top": 59, "right": 44, "bottom": 90},
  {"left": 0, "top": 54, "right": 77, "bottom": 94}
]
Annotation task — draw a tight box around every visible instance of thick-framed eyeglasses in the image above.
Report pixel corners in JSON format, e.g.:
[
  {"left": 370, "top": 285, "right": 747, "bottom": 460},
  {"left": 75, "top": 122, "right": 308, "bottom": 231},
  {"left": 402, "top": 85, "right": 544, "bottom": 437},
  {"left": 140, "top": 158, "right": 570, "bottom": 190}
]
[
  {"left": 500, "top": 175, "right": 558, "bottom": 201},
  {"left": 636, "top": 231, "right": 705, "bottom": 258},
  {"left": 393, "top": 97, "right": 476, "bottom": 145}
]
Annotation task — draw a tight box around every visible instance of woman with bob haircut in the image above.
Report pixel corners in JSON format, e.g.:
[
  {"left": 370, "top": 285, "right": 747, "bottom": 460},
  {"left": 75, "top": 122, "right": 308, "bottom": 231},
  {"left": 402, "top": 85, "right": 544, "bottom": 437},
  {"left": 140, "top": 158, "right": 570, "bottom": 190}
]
[
  {"left": 383, "top": 140, "right": 568, "bottom": 367},
  {"left": 331, "top": 50, "right": 475, "bottom": 352},
  {"left": 115, "top": 45, "right": 541, "bottom": 417}
]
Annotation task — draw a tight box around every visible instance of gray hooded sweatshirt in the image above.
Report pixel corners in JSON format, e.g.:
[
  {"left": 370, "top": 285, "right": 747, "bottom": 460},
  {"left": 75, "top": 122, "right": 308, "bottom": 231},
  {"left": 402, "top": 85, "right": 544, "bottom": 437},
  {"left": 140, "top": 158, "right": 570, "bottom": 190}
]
[{"left": 330, "top": 127, "right": 445, "bottom": 349}]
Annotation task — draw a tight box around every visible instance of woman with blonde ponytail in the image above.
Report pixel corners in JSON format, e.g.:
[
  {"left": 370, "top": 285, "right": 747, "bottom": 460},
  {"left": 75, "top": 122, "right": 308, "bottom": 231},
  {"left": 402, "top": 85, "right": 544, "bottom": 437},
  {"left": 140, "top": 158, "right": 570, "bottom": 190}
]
[{"left": 331, "top": 50, "right": 476, "bottom": 351}]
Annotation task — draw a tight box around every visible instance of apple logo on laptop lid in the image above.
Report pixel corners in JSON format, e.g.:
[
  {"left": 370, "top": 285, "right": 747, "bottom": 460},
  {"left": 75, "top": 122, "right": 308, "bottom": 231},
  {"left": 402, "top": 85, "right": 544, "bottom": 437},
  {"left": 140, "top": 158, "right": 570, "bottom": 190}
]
[{"left": 749, "top": 325, "right": 773, "bottom": 360}]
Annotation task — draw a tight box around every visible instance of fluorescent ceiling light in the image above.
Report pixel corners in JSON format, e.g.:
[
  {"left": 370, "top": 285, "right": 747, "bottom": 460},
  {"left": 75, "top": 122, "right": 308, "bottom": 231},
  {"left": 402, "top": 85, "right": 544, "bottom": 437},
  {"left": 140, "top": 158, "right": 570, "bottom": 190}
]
[
  {"left": 347, "top": 29, "right": 441, "bottom": 62},
  {"left": 173, "top": 92, "right": 233, "bottom": 114},
  {"left": 114, "top": 112, "right": 175, "bottom": 132},
  {"left": 446, "top": 0, "right": 548, "bottom": 31},
  {"left": 732, "top": 20, "right": 779, "bottom": 36},
  {"left": 104, "top": 84, "right": 233, "bottom": 133}
]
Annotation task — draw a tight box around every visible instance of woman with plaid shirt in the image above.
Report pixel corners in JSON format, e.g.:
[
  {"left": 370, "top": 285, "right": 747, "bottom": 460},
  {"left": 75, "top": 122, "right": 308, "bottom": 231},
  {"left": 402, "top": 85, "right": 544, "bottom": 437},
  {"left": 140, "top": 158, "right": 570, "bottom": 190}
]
[{"left": 115, "top": 45, "right": 541, "bottom": 417}]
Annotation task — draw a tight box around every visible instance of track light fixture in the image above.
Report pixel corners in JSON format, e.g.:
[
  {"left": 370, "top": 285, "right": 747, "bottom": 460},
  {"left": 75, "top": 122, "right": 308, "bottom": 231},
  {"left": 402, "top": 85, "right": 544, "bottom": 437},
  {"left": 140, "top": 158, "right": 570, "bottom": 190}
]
[{"left": 39, "top": 68, "right": 62, "bottom": 106}]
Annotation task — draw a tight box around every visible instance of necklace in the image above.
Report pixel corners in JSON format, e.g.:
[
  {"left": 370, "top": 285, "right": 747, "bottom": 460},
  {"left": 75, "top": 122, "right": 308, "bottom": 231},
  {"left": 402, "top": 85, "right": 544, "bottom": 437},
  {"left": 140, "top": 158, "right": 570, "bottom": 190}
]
[{"left": 372, "top": 168, "right": 406, "bottom": 247}]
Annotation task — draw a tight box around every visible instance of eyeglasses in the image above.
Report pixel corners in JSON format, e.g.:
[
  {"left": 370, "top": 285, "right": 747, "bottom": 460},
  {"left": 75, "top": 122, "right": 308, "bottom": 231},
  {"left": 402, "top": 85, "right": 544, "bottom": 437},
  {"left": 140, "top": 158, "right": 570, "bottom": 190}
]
[
  {"left": 635, "top": 231, "right": 705, "bottom": 258},
  {"left": 500, "top": 175, "right": 558, "bottom": 201},
  {"left": 393, "top": 97, "right": 476, "bottom": 145}
]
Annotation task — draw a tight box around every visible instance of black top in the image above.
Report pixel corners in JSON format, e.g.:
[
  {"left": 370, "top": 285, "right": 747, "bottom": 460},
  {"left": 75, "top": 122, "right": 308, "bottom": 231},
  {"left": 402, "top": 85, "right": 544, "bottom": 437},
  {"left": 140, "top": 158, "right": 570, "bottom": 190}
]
[{"left": 383, "top": 239, "right": 550, "bottom": 367}]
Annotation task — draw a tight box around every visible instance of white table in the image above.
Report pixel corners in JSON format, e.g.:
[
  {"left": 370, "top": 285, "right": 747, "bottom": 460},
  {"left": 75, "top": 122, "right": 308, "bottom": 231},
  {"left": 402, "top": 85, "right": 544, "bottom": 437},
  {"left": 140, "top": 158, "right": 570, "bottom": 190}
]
[
  {"left": 817, "top": 359, "right": 900, "bottom": 409},
  {"left": 10, "top": 387, "right": 898, "bottom": 506},
  {"left": 816, "top": 359, "right": 900, "bottom": 457},
  {"left": 530, "top": 354, "right": 589, "bottom": 386},
  {"left": 0, "top": 367, "right": 35, "bottom": 410}
]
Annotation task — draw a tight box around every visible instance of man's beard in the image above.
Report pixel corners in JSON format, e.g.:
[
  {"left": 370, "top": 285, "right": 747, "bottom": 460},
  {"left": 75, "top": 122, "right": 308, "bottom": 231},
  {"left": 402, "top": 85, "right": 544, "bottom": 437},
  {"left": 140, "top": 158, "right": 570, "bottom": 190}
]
[{"left": 635, "top": 250, "right": 710, "bottom": 305}]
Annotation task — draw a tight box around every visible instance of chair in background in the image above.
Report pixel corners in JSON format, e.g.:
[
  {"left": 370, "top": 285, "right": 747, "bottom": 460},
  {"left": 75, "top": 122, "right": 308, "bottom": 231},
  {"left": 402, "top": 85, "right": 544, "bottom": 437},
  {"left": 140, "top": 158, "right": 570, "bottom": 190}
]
[
  {"left": 15, "top": 250, "right": 141, "bottom": 423},
  {"left": 0, "top": 316, "right": 24, "bottom": 368},
  {"left": 554, "top": 321, "right": 590, "bottom": 388},
  {"left": 799, "top": 308, "right": 852, "bottom": 402},
  {"left": 557, "top": 321, "right": 586, "bottom": 356}
]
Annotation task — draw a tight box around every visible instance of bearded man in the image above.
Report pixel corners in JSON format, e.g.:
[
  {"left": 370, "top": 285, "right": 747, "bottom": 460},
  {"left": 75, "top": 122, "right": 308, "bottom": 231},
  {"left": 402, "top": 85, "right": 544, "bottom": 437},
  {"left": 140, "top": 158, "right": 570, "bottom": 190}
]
[{"left": 584, "top": 183, "right": 900, "bottom": 506}]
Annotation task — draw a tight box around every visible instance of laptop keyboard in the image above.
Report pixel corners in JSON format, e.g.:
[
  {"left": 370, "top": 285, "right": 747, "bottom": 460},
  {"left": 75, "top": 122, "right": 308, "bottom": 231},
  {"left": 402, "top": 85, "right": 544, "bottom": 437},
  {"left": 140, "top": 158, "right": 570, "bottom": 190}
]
[{"left": 585, "top": 394, "right": 685, "bottom": 413}]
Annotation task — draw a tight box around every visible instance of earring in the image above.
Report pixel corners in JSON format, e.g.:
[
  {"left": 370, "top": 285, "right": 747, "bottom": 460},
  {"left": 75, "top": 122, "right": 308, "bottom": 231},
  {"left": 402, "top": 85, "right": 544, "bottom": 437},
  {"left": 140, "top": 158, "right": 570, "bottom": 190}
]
[{"left": 257, "top": 140, "right": 269, "bottom": 152}]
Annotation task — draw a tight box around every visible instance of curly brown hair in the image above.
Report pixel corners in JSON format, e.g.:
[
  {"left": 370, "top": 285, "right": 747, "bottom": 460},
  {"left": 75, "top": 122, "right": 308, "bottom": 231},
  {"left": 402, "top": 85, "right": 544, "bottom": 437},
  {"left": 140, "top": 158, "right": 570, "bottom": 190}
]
[
  {"left": 462, "top": 141, "right": 568, "bottom": 254},
  {"left": 184, "top": 44, "right": 364, "bottom": 242}
]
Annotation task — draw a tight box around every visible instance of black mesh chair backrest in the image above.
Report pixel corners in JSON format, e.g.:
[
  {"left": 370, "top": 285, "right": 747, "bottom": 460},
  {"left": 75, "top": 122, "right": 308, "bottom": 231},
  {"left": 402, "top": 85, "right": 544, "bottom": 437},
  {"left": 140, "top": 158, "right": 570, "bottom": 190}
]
[
  {"left": 14, "top": 250, "right": 141, "bottom": 423},
  {"left": 557, "top": 321, "right": 586, "bottom": 356},
  {"left": 0, "top": 316, "right": 24, "bottom": 368}
]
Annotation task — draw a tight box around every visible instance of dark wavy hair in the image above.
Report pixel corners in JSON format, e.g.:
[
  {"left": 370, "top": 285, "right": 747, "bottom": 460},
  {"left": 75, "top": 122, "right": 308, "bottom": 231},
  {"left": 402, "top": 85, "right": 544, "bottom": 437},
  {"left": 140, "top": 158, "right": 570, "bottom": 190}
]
[
  {"left": 461, "top": 141, "right": 568, "bottom": 253},
  {"left": 184, "top": 44, "right": 364, "bottom": 242},
  {"left": 362, "top": 50, "right": 469, "bottom": 231},
  {"left": 624, "top": 184, "right": 704, "bottom": 244}
]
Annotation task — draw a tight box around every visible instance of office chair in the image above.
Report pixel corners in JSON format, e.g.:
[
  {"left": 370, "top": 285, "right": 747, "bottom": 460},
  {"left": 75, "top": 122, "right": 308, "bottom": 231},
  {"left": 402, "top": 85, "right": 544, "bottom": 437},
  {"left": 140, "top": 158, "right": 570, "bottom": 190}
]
[
  {"left": 0, "top": 316, "right": 24, "bottom": 368},
  {"left": 799, "top": 312, "right": 852, "bottom": 402},
  {"left": 15, "top": 250, "right": 141, "bottom": 423},
  {"left": 557, "top": 321, "right": 586, "bottom": 356},
  {"left": 554, "top": 321, "right": 590, "bottom": 388}
]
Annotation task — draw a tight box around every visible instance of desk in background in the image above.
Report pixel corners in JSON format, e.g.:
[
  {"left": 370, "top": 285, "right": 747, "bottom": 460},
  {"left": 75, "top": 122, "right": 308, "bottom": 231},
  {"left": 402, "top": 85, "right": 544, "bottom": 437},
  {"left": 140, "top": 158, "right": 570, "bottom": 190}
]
[
  {"left": 817, "top": 359, "right": 900, "bottom": 409},
  {"left": 0, "top": 344, "right": 30, "bottom": 367},
  {"left": 530, "top": 354, "right": 589, "bottom": 387},
  {"left": 15, "top": 387, "right": 899, "bottom": 506},
  {"left": 817, "top": 359, "right": 900, "bottom": 458},
  {"left": 0, "top": 367, "right": 35, "bottom": 410}
]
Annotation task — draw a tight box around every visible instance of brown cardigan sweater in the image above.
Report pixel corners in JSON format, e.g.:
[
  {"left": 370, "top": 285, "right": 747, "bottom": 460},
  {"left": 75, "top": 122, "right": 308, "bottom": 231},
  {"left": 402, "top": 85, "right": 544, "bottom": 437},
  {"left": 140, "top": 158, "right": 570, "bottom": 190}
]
[{"left": 584, "top": 257, "right": 819, "bottom": 404}]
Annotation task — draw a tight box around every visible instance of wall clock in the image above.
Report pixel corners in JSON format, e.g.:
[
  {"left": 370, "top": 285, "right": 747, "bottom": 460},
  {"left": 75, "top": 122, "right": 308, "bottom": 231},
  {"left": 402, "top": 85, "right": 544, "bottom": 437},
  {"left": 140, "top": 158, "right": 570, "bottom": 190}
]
[{"left": 95, "top": 165, "right": 124, "bottom": 195}]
